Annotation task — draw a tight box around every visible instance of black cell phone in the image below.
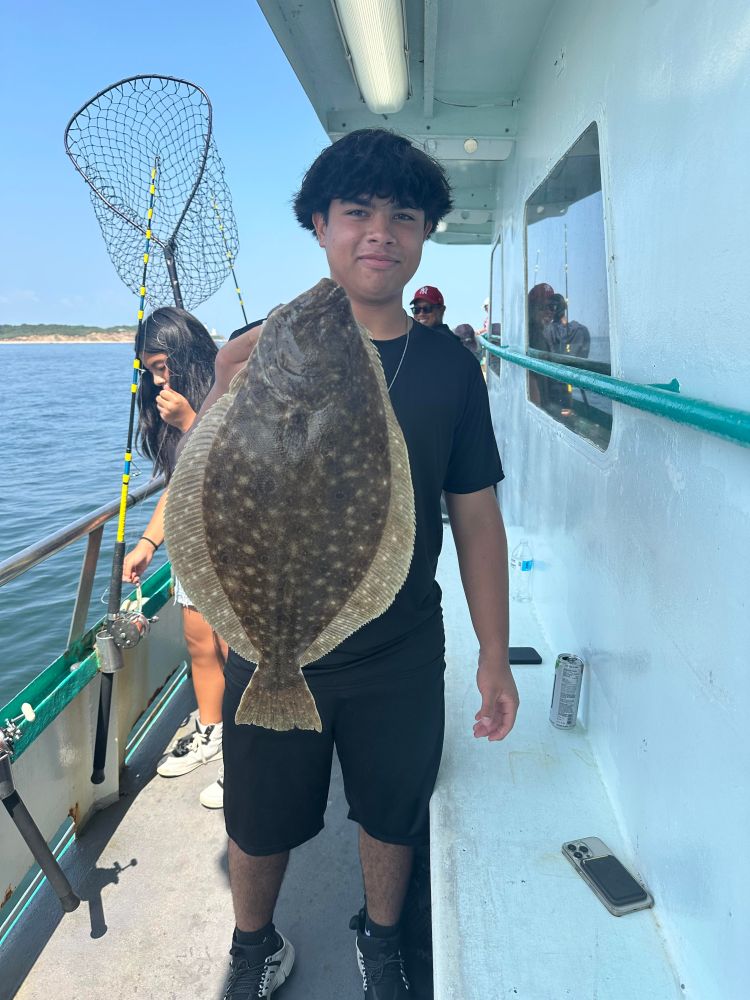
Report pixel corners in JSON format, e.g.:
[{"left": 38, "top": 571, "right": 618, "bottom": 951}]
[
  {"left": 509, "top": 646, "right": 542, "bottom": 664},
  {"left": 562, "top": 838, "right": 653, "bottom": 916}
]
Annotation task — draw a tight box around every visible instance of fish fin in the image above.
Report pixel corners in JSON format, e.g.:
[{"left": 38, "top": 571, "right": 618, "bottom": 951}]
[
  {"left": 235, "top": 665, "right": 322, "bottom": 733},
  {"left": 165, "top": 390, "right": 259, "bottom": 664}
]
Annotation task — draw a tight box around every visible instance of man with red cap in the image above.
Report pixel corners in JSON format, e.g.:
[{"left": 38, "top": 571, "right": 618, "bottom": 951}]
[{"left": 410, "top": 285, "right": 453, "bottom": 337}]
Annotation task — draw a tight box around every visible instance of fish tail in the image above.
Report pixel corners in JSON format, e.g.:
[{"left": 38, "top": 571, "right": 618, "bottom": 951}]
[{"left": 234, "top": 664, "right": 322, "bottom": 733}]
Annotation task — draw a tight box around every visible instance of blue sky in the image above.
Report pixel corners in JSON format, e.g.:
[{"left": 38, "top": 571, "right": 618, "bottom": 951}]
[{"left": 0, "top": 1, "right": 490, "bottom": 335}]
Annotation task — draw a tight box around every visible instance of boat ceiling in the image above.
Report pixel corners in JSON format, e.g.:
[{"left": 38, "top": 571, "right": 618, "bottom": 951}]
[{"left": 257, "top": 0, "right": 556, "bottom": 244}]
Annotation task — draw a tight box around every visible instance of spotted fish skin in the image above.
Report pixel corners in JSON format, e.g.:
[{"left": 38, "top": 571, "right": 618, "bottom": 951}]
[{"left": 165, "top": 278, "right": 415, "bottom": 732}]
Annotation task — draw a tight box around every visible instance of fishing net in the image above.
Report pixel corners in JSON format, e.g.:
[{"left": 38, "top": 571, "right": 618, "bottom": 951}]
[{"left": 64, "top": 75, "right": 239, "bottom": 310}]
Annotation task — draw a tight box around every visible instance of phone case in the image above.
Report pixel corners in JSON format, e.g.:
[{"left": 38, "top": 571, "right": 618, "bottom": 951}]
[
  {"left": 562, "top": 837, "right": 654, "bottom": 916},
  {"left": 508, "top": 646, "right": 542, "bottom": 664}
]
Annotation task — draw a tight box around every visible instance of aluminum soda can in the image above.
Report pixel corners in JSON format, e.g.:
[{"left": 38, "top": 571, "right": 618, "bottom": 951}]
[{"left": 549, "top": 654, "right": 584, "bottom": 728}]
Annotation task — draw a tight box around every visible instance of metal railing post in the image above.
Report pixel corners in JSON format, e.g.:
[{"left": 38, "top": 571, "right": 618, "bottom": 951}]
[{"left": 67, "top": 525, "right": 104, "bottom": 648}]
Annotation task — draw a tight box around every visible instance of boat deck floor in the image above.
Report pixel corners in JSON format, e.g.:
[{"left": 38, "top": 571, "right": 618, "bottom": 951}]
[
  {"left": 2, "top": 526, "right": 683, "bottom": 999},
  {"left": 4, "top": 689, "right": 363, "bottom": 999}
]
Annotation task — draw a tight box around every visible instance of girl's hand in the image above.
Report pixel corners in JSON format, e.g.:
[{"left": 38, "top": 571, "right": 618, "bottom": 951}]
[
  {"left": 155, "top": 387, "right": 196, "bottom": 432},
  {"left": 122, "top": 541, "right": 156, "bottom": 584}
]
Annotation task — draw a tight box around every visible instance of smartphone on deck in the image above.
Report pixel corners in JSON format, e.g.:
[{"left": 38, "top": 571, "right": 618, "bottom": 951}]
[
  {"left": 562, "top": 837, "right": 654, "bottom": 916},
  {"left": 508, "top": 646, "right": 542, "bottom": 664}
]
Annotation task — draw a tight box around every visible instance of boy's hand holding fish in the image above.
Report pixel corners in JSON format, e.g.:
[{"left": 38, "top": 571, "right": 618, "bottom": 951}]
[{"left": 215, "top": 324, "right": 264, "bottom": 390}]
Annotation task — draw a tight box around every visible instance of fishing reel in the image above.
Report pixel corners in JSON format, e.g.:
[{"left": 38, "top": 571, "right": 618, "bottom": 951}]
[
  {"left": 1, "top": 703, "right": 36, "bottom": 750},
  {"left": 113, "top": 584, "right": 159, "bottom": 648},
  {"left": 96, "top": 585, "right": 158, "bottom": 673},
  {"left": 109, "top": 609, "right": 153, "bottom": 649}
]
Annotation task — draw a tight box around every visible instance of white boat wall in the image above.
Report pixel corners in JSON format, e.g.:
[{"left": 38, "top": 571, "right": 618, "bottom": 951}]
[
  {"left": 258, "top": 1, "right": 750, "bottom": 997},
  {"left": 490, "top": 6, "right": 750, "bottom": 1000}
]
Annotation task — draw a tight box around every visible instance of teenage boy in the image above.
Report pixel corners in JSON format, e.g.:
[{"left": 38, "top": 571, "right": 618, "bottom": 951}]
[{"left": 193, "top": 128, "right": 519, "bottom": 999}]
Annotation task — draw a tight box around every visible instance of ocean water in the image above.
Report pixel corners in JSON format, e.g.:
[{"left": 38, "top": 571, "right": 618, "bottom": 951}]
[{"left": 0, "top": 343, "right": 168, "bottom": 709}]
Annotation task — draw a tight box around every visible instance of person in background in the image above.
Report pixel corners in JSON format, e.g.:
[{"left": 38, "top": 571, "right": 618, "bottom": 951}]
[
  {"left": 452, "top": 323, "right": 478, "bottom": 353},
  {"left": 527, "top": 282, "right": 555, "bottom": 351},
  {"left": 409, "top": 285, "right": 453, "bottom": 337},
  {"left": 545, "top": 292, "right": 591, "bottom": 358},
  {"left": 479, "top": 296, "right": 489, "bottom": 334},
  {"left": 526, "top": 283, "right": 556, "bottom": 406},
  {"left": 122, "top": 308, "right": 226, "bottom": 810}
]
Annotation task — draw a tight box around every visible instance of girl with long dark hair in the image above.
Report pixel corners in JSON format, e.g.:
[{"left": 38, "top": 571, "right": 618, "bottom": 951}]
[{"left": 123, "top": 307, "right": 226, "bottom": 809}]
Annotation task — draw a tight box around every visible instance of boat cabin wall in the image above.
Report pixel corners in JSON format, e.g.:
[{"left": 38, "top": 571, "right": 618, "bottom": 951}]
[{"left": 489, "top": 1, "right": 750, "bottom": 997}]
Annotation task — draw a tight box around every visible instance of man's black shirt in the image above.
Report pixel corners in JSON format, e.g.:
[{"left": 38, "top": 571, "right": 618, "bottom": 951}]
[{"left": 309, "top": 319, "right": 503, "bottom": 668}]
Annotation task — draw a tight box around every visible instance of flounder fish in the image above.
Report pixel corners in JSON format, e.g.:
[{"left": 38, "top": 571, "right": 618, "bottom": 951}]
[{"left": 164, "top": 278, "right": 415, "bottom": 732}]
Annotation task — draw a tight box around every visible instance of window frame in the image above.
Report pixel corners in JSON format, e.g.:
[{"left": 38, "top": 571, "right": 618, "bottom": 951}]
[{"left": 523, "top": 121, "right": 613, "bottom": 451}]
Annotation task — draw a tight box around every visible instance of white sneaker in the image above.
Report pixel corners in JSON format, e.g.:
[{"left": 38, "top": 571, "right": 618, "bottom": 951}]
[
  {"left": 224, "top": 931, "right": 295, "bottom": 998},
  {"left": 200, "top": 765, "right": 224, "bottom": 809},
  {"left": 157, "top": 722, "right": 223, "bottom": 777}
]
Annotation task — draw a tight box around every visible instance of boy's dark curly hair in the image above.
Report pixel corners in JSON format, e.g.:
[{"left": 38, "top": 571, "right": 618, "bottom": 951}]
[{"left": 293, "top": 128, "right": 452, "bottom": 235}]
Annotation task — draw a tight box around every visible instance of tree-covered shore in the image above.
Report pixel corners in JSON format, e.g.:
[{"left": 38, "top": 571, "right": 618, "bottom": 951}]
[{"left": 0, "top": 323, "right": 136, "bottom": 342}]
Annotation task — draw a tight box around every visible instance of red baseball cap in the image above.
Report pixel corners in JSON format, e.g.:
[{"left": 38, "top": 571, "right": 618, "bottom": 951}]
[{"left": 410, "top": 285, "right": 445, "bottom": 307}]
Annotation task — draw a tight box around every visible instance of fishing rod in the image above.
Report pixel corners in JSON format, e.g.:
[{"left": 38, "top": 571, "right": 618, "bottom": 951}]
[
  {"left": 212, "top": 199, "right": 248, "bottom": 325},
  {"left": 91, "top": 164, "right": 160, "bottom": 784},
  {"left": 1, "top": 707, "right": 80, "bottom": 913}
]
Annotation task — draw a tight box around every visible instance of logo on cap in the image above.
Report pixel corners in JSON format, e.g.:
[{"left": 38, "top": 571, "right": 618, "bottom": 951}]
[{"left": 410, "top": 285, "right": 445, "bottom": 306}]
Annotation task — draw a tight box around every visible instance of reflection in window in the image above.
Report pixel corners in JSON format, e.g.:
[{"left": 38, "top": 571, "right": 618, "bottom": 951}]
[
  {"left": 526, "top": 123, "right": 612, "bottom": 450},
  {"left": 487, "top": 233, "right": 503, "bottom": 377}
]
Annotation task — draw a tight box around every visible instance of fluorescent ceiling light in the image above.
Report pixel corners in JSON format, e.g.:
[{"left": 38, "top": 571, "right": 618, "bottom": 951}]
[{"left": 332, "top": 0, "right": 409, "bottom": 114}]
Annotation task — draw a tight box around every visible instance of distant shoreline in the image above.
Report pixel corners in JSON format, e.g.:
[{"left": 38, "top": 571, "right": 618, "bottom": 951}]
[
  {"left": 0, "top": 323, "right": 137, "bottom": 344},
  {"left": 1, "top": 324, "right": 225, "bottom": 344},
  {"left": 0, "top": 337, "right": 133, "bottom": 344},
  {"left": 1, "top": 336, "right": 226, "bottom": 345}
]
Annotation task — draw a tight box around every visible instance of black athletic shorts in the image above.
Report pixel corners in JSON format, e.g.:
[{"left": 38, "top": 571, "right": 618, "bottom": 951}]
[{"left": 222, "top": 615, "right": 446, "bottom": 856}]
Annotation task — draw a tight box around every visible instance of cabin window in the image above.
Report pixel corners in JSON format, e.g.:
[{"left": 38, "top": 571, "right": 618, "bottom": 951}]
[
  {"left": 525, "top": 122, "right": 612, "bottom": 450},
  {"left": 487, "top": 233, "right": 503, "bottom": 377}
]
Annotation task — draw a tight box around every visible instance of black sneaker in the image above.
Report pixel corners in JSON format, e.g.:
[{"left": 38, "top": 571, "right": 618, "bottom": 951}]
[
  {"left": 353, "top": 918, "right": 410, "bottom": 998},
  {"left": 223, "top": 931, "right": 295, "bottom": 998}
]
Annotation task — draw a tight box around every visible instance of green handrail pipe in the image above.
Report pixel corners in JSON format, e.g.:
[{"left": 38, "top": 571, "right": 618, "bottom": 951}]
[{"left": 479, "top": 338, "right": 750, "bottom": 449}]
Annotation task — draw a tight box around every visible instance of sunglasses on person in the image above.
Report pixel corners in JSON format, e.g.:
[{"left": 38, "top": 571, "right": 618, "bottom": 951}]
[{"left": 411, "top": 303, "right": 437, "bottom": 315}]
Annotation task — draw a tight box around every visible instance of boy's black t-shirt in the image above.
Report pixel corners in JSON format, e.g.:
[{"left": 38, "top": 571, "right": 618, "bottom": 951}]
[{"left": 307, "top": 320, "right": 504, "bottom": 669}]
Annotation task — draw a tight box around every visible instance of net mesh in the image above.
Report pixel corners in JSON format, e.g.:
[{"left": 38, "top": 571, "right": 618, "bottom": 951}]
[{"left": 65, "top": 76, "right": 239, "bottom": 310}]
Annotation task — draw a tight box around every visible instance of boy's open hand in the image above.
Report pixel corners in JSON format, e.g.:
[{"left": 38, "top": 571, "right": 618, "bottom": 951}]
[{"left": 474, "top": 651, "right": 519, "bottom": 741}]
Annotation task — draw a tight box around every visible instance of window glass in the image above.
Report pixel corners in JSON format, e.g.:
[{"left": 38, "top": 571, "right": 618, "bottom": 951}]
[
  {"left": 525, "top": 123, "right": 612, "bottom": 450},
  {"left": 486, "top": 233, "right": 502, "bottom": 377}
]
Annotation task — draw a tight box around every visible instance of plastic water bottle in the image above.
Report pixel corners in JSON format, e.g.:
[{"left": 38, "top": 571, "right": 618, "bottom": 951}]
[{"left": 510, "top": 540, "right": 533, "bottom": 602}]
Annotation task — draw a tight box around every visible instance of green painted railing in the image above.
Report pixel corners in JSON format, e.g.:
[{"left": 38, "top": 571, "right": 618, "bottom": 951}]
[
  {"left": 479, "top": 338, "right": 750, "bottom": 449},
  {"left": 0, "top": 562, "right": 173, "bottom": 760}
]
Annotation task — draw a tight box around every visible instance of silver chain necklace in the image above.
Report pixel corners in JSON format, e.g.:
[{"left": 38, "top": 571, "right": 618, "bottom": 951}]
[{"left": 386, "top": 312, "right": 411, "bottom": 393}]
